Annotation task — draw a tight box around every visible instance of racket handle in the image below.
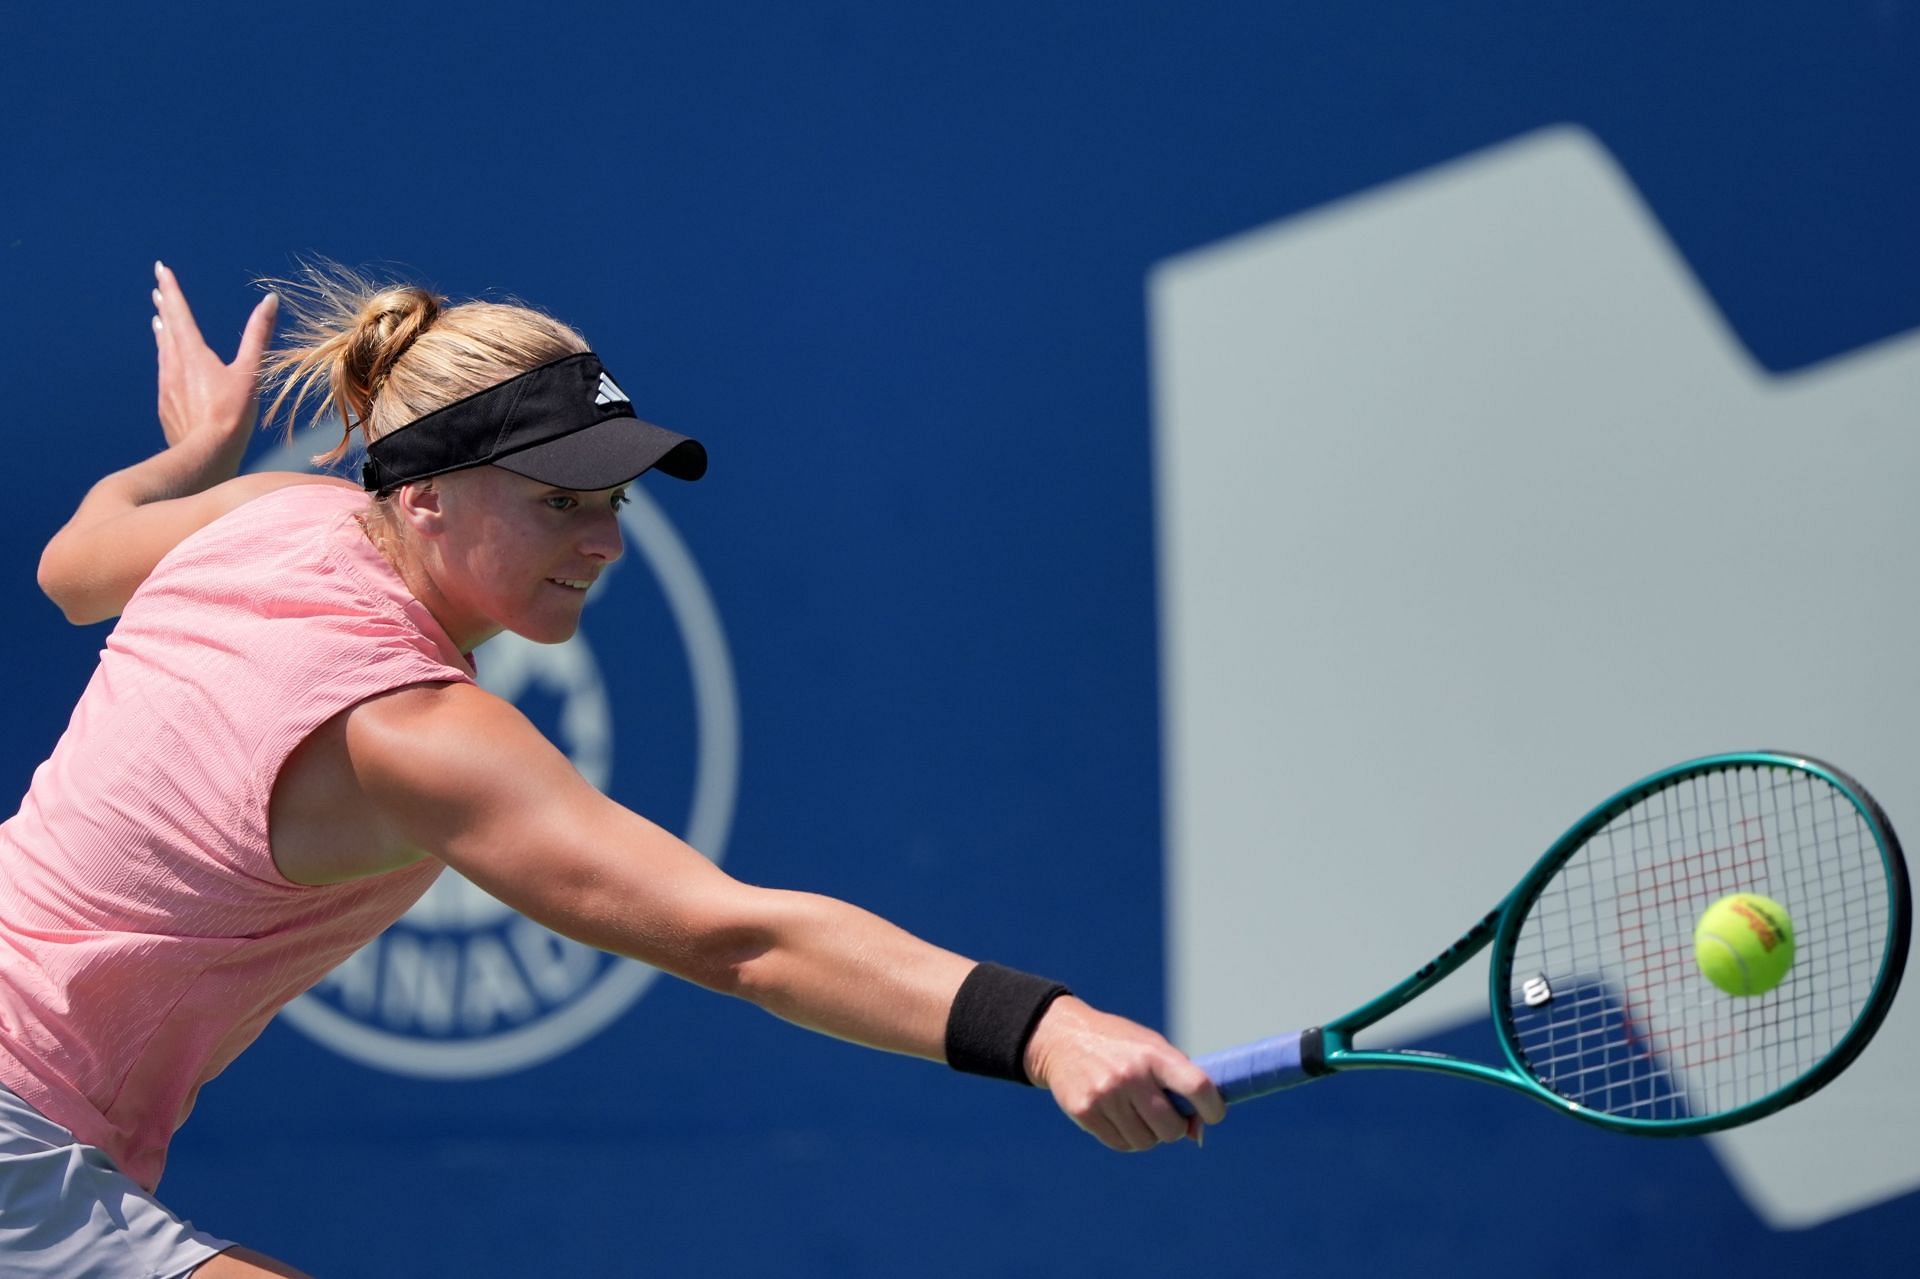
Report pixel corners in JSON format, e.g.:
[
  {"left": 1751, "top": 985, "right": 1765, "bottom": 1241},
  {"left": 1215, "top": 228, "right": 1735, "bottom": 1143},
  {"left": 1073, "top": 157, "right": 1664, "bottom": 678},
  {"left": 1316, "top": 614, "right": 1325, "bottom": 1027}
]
[{"left": 1169, "top": 1028, "right": 1327, "bottom": 1116}]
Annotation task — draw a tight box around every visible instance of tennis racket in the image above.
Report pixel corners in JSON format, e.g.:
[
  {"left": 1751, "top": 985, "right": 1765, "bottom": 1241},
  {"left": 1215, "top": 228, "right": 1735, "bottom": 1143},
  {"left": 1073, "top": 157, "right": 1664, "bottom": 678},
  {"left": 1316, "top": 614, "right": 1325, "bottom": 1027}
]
[{"left": 1175, "top": 752, "right": 1911, "bottom": 1134}]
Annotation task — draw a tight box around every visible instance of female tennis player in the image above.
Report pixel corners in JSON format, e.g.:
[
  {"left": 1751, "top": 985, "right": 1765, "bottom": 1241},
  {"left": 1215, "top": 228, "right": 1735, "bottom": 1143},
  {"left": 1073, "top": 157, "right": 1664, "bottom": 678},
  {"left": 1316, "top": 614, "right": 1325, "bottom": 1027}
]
[{"left": 0, "top": 263, "right": 1223, "bottom": 1278}]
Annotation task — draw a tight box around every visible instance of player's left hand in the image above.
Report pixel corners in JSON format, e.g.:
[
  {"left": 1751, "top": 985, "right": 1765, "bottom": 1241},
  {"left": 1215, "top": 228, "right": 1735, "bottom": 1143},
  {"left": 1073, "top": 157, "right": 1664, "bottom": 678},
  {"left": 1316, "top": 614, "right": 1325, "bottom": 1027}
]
[
  {"left": 151, "top": 261, "right": 278, "bottom": 478},
  {"left": 1022, "top": 996, "right": 1225, "bottom": 1151}
]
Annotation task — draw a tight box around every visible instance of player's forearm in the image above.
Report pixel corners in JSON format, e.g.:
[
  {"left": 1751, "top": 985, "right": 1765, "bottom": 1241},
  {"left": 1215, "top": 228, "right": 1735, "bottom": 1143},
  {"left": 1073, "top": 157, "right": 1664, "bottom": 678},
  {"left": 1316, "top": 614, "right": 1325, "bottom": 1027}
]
[
  {"left": 64, "top": 435, "right": 244, "bottom": 528},
  {"left": 39, "top": 470, "right": 332, "bottom": 624},
  {"left": 35, "top": 463, "right": 185, "bottom": 623},
  {"left": 43, "top": 440, "right": 238, "bottom": 585},
  {"left": 713, "top": 887, "right": 977, "bottom": 1061}
]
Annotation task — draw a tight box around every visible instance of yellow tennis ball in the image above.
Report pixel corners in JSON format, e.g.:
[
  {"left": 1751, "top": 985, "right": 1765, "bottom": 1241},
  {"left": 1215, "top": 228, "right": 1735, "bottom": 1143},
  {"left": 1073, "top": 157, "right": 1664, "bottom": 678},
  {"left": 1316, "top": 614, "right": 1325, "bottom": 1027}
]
[{"left": 1694, "top": 893, "right": 1795, "bottom": 996}]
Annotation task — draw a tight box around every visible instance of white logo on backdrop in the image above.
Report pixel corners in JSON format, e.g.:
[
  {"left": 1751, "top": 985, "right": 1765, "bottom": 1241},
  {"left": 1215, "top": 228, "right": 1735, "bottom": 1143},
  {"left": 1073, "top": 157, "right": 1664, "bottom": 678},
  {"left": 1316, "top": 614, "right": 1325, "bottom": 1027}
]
[
  {"left": 250, "top": 440, "right": 738, "bottom": 1079},
  {"left": 1151, "top": 126, "right": 1920, "bottom": 1227}
]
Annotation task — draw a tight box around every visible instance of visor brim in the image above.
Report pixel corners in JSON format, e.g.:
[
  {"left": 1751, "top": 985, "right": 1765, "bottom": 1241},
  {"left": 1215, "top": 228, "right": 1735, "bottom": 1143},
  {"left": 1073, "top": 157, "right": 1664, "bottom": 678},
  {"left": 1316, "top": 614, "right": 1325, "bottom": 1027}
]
[{"left": 492, "top": 415, "right": 708, "bottom": 489}]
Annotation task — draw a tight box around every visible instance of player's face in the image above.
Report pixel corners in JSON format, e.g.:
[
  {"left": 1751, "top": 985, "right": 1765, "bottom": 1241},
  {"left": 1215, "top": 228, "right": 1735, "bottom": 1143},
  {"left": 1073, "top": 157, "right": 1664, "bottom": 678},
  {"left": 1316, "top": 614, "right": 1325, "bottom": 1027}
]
[{"left": 423, "top": 466, "right": 627, "bottom": 648}]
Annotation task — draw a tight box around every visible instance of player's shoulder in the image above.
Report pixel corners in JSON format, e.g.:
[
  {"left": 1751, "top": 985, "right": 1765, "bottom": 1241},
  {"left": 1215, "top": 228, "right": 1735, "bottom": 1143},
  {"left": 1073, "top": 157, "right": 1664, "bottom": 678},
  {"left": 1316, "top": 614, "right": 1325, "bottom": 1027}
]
[
  {"left": 342, "top": 680, "right": 564, "bottom": 812},
  {"left": 210, "top": 471, "right": 361, "bottom": 517},
  {"left": 343, "top": 680, "right": 526, "bottom": 761},
  {"left": 174, "top": 473, "right": 361, "bottom": 547},
  {"left": 347, "top": 677, "right": 499, "bottom": 725},
  {"left": 122, "top": 474, "right": 368, "bottom": 610}
]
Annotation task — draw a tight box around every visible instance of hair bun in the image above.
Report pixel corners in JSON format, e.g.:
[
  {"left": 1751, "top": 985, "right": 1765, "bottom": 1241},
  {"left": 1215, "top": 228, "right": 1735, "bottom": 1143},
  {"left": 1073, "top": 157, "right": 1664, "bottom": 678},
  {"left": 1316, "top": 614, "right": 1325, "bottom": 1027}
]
[
  {"left": 341, "top": 286, "right": 442, "bottom": 419},
  {"left": 258, "top": 259, "right": 588, "bottom": 469}
]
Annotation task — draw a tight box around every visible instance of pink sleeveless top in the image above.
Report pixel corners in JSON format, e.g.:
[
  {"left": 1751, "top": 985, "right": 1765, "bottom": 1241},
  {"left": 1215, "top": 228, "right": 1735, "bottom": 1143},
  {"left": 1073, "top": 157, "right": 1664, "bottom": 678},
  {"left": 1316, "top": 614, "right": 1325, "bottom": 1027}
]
[{"left": 0, "top": 483, "right": 473, "bottom": 1189}]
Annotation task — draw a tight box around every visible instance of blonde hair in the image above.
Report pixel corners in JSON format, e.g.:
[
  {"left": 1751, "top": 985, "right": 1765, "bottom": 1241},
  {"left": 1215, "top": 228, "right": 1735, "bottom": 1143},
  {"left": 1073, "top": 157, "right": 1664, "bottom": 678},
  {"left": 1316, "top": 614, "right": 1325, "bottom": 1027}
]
[{"left": 259, "top": 261, "right": 590, "bottom": 467}]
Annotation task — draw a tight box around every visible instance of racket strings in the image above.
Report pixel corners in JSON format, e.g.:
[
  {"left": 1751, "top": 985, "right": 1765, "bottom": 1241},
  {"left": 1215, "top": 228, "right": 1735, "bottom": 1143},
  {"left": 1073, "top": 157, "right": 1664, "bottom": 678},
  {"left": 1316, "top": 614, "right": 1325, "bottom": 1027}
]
[{"left": 1505, "top": 765, "right": 1891, "bottom": 1122}]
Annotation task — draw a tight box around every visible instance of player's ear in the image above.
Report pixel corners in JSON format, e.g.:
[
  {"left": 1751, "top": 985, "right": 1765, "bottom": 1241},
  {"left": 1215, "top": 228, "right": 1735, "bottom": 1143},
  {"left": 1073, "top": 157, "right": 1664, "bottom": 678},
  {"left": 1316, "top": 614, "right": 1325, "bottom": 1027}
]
[{"left": 391, "top": 480, "right": 446, "bottom": 537}]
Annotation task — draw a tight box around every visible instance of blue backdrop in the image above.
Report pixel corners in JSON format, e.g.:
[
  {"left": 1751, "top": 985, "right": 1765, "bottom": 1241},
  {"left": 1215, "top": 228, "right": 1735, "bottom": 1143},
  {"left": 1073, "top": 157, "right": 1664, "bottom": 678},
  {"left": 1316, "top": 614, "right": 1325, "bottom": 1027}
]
[{"left": 2, "top": 3, "right": 1916, "bottom": 1274}]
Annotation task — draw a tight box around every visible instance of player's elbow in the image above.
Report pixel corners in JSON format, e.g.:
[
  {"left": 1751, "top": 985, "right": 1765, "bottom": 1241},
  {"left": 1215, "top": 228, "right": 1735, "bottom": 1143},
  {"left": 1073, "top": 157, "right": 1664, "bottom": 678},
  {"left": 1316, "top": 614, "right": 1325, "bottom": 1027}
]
[
  {"left": 36, "top": 542, "right": 111, "bottom": 626},
  {"left": 689, "top": 928, "right": 781, "bottom": 1003},
  {"left": 685, "top": 889, "right": 841, "bottom": 1018},
  {"left": 655, "top": 888, "right": 800, "bottom": 1006},
  {"left": 670, "top": 902, "right": 782, "bottom": 1000},
  {"left": 548, "top": 875, "right": 779, "bottom": 1001},
  {"left": 36, "top": 542, "right": 76, "bottom": 617}
]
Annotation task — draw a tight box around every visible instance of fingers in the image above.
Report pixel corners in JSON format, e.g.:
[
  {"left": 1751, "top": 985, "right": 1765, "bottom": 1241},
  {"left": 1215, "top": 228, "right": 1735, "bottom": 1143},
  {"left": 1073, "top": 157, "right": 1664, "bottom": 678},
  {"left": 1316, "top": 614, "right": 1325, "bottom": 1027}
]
[
  {"left": 153, "top": 298, "right": 175, "bottom": 378},
  {"left": 234, "top": 291, "right": 279, "bottom": 368},
  {"left": 152, "top": 260, "right": 206, "bottom": 346},
  {"left": 1134, "top": 1087, "right": 1196, "bottom": 1147},
  {"left": 1163, "top": 1060, "right": 1227, "bottom": 1125},
  {"left": 1073, "top": 1100, "right": 1158, "bottom": 1153},
  {"left": 1085, "top": 1091, "right": 1200, "bottom": 1152},
  {"left": 151, "top": 263, "right": 277, "bottom": 371},
  {"left": 1105, "top": 1107, "right": 1164, "bottom": 1152},
  {"left": 151, "top": 270, "right": 179, "bottom": 378},
  {"left": 1073, "top": 1066, "right": 1217, "bottom": 1153}
]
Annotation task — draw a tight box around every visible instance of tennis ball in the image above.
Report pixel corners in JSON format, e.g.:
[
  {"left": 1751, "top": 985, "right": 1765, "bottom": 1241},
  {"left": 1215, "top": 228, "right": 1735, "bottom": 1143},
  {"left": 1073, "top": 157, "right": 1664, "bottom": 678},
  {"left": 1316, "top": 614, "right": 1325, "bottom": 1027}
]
[{"left": 1694, "top": 893, "right": 1795, "bottom": 997}]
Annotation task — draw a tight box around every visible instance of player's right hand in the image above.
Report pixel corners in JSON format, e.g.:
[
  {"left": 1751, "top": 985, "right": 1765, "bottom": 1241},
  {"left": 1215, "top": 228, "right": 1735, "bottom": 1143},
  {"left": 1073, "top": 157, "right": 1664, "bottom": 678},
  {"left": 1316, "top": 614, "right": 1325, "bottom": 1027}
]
[{"left": 1022, "top": 996, "right": 1225, "bottom": 1151}]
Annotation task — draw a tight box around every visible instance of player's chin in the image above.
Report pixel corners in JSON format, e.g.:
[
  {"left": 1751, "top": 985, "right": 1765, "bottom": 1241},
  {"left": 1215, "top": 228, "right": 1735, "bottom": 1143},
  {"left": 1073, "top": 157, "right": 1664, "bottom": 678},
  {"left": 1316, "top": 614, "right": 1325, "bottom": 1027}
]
[
  {"left": 511, "top": 618, "right": 583, "bottom": 645},
  {"left": 509, "top": 591, "right": 589, "bottom": 643}
]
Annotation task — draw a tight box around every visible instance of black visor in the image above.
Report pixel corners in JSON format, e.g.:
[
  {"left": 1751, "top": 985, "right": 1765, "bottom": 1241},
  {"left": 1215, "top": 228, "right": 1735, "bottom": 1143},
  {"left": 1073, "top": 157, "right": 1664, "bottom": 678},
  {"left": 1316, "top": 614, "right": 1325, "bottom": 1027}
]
[{"left": 361, "top": 353, "right": 707, "bottom": 493}]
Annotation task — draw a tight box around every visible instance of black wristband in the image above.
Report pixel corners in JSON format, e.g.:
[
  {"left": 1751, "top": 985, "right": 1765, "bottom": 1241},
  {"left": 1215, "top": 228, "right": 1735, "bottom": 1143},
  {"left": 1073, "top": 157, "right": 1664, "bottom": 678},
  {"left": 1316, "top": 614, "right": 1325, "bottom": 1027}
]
[{"left": 944, "top": 962, "right": 1072, "bottom": 1085}]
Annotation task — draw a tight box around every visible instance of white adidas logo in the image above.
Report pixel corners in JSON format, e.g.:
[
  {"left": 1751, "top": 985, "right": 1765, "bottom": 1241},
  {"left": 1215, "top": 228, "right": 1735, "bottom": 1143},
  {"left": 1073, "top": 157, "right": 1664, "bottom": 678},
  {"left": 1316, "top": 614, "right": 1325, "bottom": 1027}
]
[{"left": 594, "top": 371, "right": 630, "bottom": 406}]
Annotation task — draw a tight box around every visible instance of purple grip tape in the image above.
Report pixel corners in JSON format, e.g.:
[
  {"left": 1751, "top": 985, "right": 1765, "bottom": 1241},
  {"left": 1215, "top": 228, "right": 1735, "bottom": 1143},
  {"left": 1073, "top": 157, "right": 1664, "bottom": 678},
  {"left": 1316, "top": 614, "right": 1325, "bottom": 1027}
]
[{"left": 1168, "top": 1029, "right": 1320, "bottom": 1117}]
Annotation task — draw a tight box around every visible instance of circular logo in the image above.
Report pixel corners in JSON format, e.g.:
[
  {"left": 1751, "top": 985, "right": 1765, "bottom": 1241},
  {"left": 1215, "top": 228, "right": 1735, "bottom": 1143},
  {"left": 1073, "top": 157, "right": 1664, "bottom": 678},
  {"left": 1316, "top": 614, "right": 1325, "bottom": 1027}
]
[{"left": 261, "top": 459, "right": 738, "bottom": 1078}]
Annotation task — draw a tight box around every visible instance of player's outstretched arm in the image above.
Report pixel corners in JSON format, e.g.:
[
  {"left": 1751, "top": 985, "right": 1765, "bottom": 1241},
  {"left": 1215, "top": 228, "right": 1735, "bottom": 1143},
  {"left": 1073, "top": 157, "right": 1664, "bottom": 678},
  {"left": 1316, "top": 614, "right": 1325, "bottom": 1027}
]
[
  {"left": 344, "top": 680, "right": 1225, "bottom": 1149},
  {"left": 39, "top": 264, "right": 351, "bottom": 623}
]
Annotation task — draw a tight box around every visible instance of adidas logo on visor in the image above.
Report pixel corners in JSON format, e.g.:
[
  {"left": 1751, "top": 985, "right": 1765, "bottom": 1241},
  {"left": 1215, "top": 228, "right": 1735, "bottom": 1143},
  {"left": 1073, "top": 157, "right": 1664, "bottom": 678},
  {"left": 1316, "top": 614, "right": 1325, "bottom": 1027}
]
[{"left": 594, "top": 371, "right": 630, "bottom": 407}]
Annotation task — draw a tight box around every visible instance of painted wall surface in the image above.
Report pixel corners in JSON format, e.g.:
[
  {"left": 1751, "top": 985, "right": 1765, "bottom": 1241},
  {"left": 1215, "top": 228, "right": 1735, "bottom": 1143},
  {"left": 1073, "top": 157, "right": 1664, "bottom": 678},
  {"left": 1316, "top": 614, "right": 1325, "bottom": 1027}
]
[{"left": 1, "top": 4, "right": 1915, "bottom": 1275}]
